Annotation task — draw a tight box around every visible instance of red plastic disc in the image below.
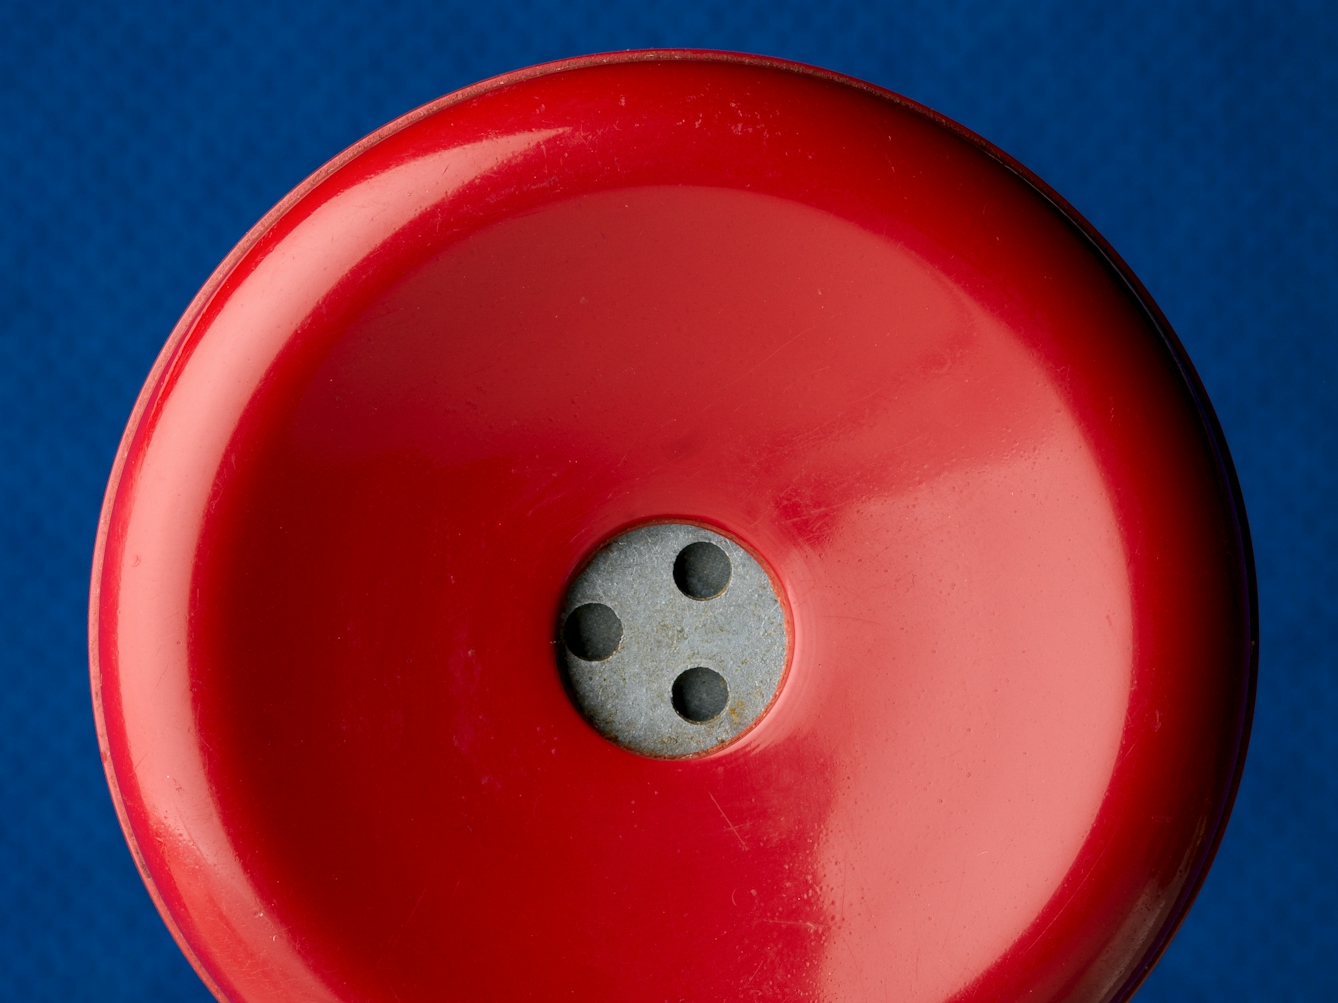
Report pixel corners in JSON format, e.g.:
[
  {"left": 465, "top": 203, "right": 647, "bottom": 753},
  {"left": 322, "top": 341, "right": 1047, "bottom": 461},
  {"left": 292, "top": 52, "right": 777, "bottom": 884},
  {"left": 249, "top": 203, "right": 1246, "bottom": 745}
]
[{"left": 91, "top": 52, "right": 1255, "bottom": 1003}]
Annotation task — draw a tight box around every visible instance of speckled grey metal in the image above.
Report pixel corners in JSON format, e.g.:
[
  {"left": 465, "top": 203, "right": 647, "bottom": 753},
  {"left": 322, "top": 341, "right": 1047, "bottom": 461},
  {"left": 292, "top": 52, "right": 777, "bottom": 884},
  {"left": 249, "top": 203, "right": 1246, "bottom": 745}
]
[{"left": 558, "top": 523, "right": 788, "bottom": 757}]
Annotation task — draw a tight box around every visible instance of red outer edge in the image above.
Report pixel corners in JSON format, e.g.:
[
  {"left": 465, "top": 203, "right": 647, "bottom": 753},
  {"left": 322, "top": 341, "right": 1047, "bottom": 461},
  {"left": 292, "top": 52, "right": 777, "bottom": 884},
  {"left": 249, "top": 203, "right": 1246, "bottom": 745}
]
[
  {"left": 1010, "top": 164, "right": 1257, "bottom": 1003},
  {"left": 89, "top": 48, "right": 1257, "bottom": 1003},
  {"left": 887, "top": 71, "right": 1258, "bottom": 1003}
]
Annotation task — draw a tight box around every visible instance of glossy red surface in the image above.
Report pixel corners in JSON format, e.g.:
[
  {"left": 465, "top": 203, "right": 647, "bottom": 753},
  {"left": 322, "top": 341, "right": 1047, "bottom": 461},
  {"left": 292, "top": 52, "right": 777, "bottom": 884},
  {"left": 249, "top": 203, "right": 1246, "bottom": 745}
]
[{"left": 91, "top": 53, "right": 1254, "bottom": 1003}]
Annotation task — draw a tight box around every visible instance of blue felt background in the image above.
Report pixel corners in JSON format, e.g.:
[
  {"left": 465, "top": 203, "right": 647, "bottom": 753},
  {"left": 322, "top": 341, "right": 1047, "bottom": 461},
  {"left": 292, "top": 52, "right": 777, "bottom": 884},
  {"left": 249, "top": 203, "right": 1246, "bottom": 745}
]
[{"left": 1, "top": 1, "right": 1333, "bottom": 1000}]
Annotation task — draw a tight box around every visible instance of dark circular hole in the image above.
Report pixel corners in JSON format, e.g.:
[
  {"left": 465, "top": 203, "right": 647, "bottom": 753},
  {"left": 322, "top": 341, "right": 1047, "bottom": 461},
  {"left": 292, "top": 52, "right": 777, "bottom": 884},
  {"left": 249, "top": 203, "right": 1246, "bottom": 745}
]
[
  {"left": 673, "top": 541, "right": 732, "bottom": 599},
  {"left": 671, "top": 666, "right": 729, "bottom": 723},
  {"left": 563, "top": 603, "right": 623, "bottom": 661}
]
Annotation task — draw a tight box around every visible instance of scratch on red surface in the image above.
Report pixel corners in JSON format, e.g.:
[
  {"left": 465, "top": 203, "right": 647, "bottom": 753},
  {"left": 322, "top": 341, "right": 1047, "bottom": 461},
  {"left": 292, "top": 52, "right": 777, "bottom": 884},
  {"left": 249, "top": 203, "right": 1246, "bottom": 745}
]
[{"left": 709, "top": 791, "right": 749, "bottom": 850}]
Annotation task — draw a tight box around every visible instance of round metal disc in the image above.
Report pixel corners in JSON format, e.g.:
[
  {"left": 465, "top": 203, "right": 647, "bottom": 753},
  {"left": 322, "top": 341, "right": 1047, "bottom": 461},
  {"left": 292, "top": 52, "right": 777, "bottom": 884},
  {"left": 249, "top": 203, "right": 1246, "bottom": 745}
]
[{"left": 559, "top": 523, "right": 788, "bottom": 757}]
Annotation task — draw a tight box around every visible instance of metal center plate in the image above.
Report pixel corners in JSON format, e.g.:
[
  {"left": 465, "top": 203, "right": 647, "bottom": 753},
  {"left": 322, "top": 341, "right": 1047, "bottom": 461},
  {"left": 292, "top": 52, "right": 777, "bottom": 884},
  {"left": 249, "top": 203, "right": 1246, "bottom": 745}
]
[{"left": 558, "top": 523, "right": 789, "bottom": 757}]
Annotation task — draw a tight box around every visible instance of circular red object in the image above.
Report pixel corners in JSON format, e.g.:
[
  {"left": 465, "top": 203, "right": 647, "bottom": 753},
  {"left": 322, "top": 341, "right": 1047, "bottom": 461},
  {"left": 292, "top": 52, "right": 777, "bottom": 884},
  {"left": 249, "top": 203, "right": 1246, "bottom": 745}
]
[{"left": 91, "top": 52, "right": 1255, "bottom": 1002}]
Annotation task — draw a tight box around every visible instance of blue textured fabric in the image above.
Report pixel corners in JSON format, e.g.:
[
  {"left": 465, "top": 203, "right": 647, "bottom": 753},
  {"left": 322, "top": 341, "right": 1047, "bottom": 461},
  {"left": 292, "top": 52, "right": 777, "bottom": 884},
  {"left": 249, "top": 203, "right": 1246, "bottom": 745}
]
[{"left": 1, "top": 2, "right": 1333, "bottom": 1000}]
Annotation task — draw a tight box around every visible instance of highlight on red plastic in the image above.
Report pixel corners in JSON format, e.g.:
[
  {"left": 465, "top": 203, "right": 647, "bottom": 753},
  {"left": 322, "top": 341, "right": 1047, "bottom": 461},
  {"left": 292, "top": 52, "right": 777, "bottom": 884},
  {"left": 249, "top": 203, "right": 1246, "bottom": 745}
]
[{"left": 91, "top": 51, "right": 1255, "bottom": 1003}]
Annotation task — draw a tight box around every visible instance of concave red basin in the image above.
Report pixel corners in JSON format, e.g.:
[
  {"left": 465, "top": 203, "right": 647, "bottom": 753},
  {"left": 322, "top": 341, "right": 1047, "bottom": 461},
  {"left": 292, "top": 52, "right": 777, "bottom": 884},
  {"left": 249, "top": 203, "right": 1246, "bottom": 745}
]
[{"left": 91, "top": 51, "right": 1255, "bottom": 1003}]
